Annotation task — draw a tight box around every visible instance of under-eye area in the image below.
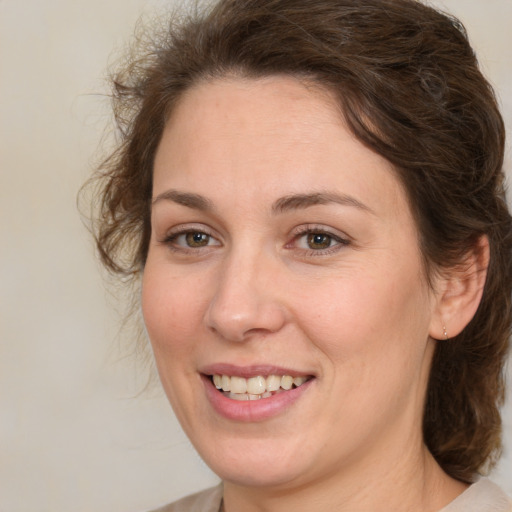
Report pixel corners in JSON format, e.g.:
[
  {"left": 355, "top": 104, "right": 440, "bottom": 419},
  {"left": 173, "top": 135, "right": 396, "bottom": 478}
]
[{"left": 209, "top": 374, "right": 314, "bottom": 401}]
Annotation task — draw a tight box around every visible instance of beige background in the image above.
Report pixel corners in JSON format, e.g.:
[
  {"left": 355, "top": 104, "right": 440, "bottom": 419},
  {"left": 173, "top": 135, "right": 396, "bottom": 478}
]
[{"left": 0, "top": 1, "right": 510, "bottom": 511}]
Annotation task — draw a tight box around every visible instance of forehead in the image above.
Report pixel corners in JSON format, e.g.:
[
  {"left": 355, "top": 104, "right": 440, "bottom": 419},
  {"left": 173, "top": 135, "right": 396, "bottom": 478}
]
[
  {"left": 153, "top": 76, "right": 407, "bottom": 218},
  {"left": 160, "top": 76, "right": 342, "bottom": 164}
]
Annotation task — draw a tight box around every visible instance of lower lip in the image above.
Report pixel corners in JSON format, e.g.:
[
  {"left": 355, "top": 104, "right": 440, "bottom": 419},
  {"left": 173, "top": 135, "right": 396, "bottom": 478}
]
[{"left": 202, "top": 375, "right": 314, "bottom": 422}]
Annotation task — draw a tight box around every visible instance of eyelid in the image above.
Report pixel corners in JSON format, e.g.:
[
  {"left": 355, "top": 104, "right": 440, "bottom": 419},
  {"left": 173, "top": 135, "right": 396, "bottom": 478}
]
[
  {"left": 287, "top": 224, "right": 351, "bottom": 255},
  {"left": 289, "top": 223, "right": 351, "bottom": 241},
  {"left": 159, "top": 223, "right": 222, "bottom": 249}
]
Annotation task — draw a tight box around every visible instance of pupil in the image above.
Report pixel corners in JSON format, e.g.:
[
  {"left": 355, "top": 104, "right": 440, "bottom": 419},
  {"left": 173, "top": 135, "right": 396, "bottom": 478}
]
[
  {"left": 187, "top": 232, "right": 208, "bottom": 246},
  {"left": 308, "top": 233, "right": 331, "bottom": 249}
]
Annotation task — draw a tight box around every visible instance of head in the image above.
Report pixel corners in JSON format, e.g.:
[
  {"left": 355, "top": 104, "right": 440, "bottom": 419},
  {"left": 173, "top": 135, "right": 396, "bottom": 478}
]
[{"left": 91, "top": 0, "right": 512, "bottom": 483}]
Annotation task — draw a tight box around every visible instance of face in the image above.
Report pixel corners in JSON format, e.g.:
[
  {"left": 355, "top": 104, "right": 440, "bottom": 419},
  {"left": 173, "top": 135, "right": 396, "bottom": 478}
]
[{"left": 143, "top": 76, "right": 440, "bottom": 490}]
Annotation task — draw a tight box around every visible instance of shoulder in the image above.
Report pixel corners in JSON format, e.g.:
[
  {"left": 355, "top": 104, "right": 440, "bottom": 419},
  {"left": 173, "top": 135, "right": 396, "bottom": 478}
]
[
  {"left": 145, "top": 484, "right": 223, "bottom": 512},
  {"left": 440, "top": 478, "right": 512, "bottom": 512}
]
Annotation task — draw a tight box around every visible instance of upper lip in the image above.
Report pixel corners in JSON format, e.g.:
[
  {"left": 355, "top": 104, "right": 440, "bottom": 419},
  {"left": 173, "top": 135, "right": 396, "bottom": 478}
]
[{"left": 200, "top": 363, "right": 315, "bottom": 379}]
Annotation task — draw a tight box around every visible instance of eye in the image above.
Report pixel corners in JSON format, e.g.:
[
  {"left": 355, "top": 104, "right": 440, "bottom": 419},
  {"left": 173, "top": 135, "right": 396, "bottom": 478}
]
[
  {"left": 184, "top": 231, "right": 211, "bottom": 247},
  {"left": 290, "top": 226, "right": 350, "bottom": 255},
  {"left": 162, "top": 228, "right": 221, "bottom": 250},
  {"left": 303, "top": 232, "right": 334, "bottom": 250}
]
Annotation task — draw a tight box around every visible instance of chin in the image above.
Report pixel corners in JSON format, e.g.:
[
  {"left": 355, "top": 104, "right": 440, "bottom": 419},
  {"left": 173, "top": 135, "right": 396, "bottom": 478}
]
[
  {"left": 192, "top": 432, "right": 313, "bottom": 488},
  {"left": 208, "top": 453, "right": 307, "bottom": 488}
]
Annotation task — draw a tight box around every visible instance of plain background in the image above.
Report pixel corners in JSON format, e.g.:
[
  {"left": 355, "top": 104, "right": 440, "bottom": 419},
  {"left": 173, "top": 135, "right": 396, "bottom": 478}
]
[{"left": 0, "top": 0, "right": 511, "bottom": 511}]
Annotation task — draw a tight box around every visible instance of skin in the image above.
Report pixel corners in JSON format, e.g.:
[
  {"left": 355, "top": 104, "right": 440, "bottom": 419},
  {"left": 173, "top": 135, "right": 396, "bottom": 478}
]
[{"left": 142, "top": 76, "right": 473, "bottom": 511}]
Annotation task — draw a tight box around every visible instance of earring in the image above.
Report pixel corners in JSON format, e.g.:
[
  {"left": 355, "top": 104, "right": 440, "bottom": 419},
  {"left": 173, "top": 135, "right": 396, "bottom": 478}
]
[{"left": 443, "top": 325, "right": 448, "bottom": 340}]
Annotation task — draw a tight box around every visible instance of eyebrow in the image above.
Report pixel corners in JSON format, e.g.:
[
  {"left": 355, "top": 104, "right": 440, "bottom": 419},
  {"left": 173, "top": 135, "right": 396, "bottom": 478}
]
[
  {"left": 271, "top": 192, "right": 374, "bottom": 215},
  {"left": 152, "top": 189, "right": 373, "bottom": 215},
  {"left": 152, "top": 190, "right": 214, "bottom": 211}
]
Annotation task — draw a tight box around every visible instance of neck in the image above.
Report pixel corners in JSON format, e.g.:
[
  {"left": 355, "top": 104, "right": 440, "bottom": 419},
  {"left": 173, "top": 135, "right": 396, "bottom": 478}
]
[{"left": 222, "top": 441, "right": 468, "bottom": 512}]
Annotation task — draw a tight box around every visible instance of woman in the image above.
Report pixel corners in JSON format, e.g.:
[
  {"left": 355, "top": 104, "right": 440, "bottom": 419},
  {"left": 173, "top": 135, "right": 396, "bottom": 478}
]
[{"left": 90, "top": 0, "right": 512, "bottom": 510}]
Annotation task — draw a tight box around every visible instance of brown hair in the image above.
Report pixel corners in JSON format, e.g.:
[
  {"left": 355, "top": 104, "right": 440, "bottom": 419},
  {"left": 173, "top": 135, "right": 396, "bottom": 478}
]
[{"left": 88, "top": 0, "right": 512, "bottom": 482}]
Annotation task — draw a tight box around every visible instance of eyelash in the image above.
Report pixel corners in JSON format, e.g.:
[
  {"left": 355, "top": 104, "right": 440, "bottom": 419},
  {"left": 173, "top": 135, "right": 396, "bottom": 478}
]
[
  {"left": 159, "top": 225, "right": 350, "bottom": 256},
  {"left": 160, "top": 225, "right": 220, "bottom": 254},
  {"left": 288, "top": 225, "right": 351, "bottom": 256}
]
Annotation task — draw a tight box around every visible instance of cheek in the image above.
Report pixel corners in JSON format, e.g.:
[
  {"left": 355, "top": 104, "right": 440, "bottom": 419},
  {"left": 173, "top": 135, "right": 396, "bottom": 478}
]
[
  {"left": 141, "top": 264, "right": 206, "bottom": 354},
  {"left": 294, "top": 259, "right": 432, "bottom": 365},
  {"left": 297, "top": 267, "right": 433, "bottom": 432}
]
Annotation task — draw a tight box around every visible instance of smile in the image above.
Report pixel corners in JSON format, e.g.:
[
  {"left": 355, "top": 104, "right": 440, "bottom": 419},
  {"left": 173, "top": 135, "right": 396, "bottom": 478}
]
[
  {"left": 211, "top": 374, "right": 311, "bottom": 401},
  {"left": 202, "top": 370, "right": 315, "bottom": 421}
]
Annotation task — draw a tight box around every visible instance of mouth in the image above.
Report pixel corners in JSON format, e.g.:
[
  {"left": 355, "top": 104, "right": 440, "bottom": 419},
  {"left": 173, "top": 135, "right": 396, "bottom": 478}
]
[
  {"left": 209, "top": 373, "right": 313, "bottom": 401},
  {"left": 200, "top": 365, "right": 316, "bottom": 421}
]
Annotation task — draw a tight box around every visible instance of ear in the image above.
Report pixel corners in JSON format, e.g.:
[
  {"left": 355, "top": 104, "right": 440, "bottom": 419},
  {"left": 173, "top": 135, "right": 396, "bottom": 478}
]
[{"left": 429, "top": 235, "right": 489, "bottom": 340}]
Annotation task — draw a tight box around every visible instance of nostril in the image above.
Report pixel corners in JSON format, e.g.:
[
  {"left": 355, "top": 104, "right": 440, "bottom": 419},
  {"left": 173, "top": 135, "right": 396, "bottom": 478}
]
[
  {"left": 205, "top": 305, "right": 287, "bottom": 343},
  {"left": 204, "top": 270, "right": 287, "bottom": 342}
]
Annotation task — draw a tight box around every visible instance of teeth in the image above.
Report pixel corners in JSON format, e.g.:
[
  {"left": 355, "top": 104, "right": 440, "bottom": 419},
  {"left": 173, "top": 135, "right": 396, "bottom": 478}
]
[
  {"left": 230, "top": 376, "right": 248, "bottom": 394},
  {"left": 293, "top": 376, "right": 307, "bottom": 386},
  {"left": 211, "top": 373, "right": 310, "bottom": 397},
  {"left": 247, "top": 376, "right": 266, "bottom": 395},
  {"left": 221, "top": 375, "right": 231, "bottom": 392},
  {"left": 228, "top": 392, "right": 248, "bottom": 401},
  {"left": 213, "top": 375, "right": 222, "bottom": 389},
  {"left": 281, "top": 375, "right": 293, "bottom": 390},
  {"left": 266, "top": 375, "right": 281, "bottom": 392}
]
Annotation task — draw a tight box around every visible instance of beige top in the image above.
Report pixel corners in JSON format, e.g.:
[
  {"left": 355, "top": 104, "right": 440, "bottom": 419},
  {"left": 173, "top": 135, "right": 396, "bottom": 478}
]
[
  {"left": 440, "top": 479, "right": 512, "bottom": 512},
  {"left": 148, "top": 478, "right": 512, "bottom": 512}
]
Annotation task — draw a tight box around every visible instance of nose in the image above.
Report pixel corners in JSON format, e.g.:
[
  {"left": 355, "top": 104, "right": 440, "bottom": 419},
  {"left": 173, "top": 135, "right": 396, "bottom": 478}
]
[{"left": 204, "top": 249, "right": 287, "bottom": 342}]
